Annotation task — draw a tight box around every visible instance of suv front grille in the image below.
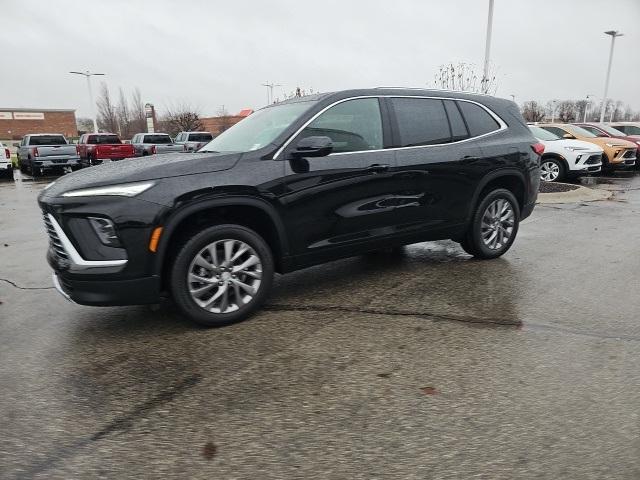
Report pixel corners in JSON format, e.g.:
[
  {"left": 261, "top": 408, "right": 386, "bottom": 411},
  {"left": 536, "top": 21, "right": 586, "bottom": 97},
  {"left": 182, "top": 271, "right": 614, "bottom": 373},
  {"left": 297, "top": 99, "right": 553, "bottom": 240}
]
[
  {"left": 42, "top": 212, "right": 69, "bottom": 262},
  {"left": 585, "top": 154, "right": 601, "bottom": 165}
]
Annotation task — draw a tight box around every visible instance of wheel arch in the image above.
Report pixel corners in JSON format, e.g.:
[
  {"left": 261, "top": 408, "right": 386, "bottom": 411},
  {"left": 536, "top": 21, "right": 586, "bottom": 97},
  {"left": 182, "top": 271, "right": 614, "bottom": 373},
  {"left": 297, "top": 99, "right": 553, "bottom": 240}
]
[
  {"left": 540, "top": 152, "right": 570, "bottom": 171},
  {"left": 154, "top": 197, "right": 289, "bottom": 278},
  {"left": 466, "top": 170, "right": 526, "bottom": 224}
]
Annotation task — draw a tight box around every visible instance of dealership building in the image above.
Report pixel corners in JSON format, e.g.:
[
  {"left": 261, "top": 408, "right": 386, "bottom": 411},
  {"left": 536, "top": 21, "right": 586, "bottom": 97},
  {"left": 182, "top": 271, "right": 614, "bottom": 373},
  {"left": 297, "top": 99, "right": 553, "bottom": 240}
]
[{"left": 0, "top": 108, "right": 77, "bottom": 141}]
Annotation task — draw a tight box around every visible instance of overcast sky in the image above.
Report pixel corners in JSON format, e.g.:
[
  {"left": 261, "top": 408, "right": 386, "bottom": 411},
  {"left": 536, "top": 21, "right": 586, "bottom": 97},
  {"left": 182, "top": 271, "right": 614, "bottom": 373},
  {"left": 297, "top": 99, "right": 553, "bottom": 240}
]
[{"left": 1, "top": 0, "right": 638, "bottom": 118}]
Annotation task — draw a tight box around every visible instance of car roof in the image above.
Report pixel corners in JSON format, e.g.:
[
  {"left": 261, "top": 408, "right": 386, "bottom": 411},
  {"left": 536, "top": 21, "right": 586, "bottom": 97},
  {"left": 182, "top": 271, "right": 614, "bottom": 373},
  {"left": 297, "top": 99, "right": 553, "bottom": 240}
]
[
  {"left": 27, "top": 133, "right": 66, "bottom": 136},
  {"left": 182, "top": 131, "right": 212, "bottom": 134}
]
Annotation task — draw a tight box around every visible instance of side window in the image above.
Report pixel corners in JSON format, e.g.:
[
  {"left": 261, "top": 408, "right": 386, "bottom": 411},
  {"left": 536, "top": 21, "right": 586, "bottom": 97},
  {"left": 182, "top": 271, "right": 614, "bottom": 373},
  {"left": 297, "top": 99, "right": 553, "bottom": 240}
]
[
  {"left": 300, "top": 98, "right": 383, "bottom": 153},
  {"left": 443, "top": 100, "right": 469, "bottom": 141},
  {"left": 581, "top": 126, "right": 604, "bottom": 136},
  {"left": 457, "top": 101, "right": 501, "bottom": 137},
  {"left": 391, "top": 98, "right": 451, "bottom": 146},
  {"left": 540, "top": 126, "right": 568, "bottom": 138}
]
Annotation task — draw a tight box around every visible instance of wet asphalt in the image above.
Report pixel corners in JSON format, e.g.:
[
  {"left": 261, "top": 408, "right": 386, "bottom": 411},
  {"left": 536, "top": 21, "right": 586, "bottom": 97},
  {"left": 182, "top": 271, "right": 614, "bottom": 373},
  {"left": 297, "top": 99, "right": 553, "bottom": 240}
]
[{"left": 1, "top": 169, "right": 639, "bottom": 479}]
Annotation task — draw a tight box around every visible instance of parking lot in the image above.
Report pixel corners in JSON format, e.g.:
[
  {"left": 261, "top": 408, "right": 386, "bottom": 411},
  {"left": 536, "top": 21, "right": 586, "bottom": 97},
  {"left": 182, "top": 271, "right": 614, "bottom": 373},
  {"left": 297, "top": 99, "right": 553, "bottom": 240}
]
[{"left": 1, "top": 169, "right": 640, "bottom": 479}]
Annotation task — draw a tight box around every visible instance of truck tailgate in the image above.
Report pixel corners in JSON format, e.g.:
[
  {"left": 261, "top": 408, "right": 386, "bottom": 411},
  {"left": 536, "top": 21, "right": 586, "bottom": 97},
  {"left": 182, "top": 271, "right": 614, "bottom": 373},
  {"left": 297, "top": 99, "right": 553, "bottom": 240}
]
[
  {"left": 96, "top": 144, "right": 135, "bottom": 158},
  {"left": 155, "top": 144, "right": 184, "bottom": 154},
  {"left": 37, "top": 145, "right": 77, "bottom": 158}
]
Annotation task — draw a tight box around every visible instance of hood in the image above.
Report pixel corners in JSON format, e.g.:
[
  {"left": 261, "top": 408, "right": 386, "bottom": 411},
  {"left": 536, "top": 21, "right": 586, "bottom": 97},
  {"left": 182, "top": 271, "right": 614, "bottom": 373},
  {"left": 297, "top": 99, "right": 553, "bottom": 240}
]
[
  {"left": 42, "top": 152, "right": 242, "bottom": 198},
  {"left": 580, "top": 136, "right": 637, "bottom": 149},
  {"left": 551, "top": 139, "right": 603, "bottom": 152}
]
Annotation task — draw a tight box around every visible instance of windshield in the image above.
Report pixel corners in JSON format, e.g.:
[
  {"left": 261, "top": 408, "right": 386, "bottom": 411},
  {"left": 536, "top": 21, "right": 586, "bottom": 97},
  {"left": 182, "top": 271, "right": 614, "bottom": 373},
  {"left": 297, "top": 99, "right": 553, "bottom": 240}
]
[
  {"left": 566, "top": 125, "right": 597, "bottom": 138},
  {"left": 88, "top": 135, "right": 121, "bottom": 144},
  {"left": 598, "top": 124, "right": 626, "bottom": 136},
  {"left": 144, "top": 135, "right": 172, "bottom": 144},
  {"left": 200, "top": 101, "right": 315, "bottom": 153},
  {"left": 618, "top": 125, "right": 640, "bottom": 135},
  {"left": 188, "top": 133, "right": 213, "bottom": 142},
  {"left": 529, "top": 126, "right": 560, "bottom": 141},
  {"left": 30, "top": 135, "right": 67, "bottom": 145}
]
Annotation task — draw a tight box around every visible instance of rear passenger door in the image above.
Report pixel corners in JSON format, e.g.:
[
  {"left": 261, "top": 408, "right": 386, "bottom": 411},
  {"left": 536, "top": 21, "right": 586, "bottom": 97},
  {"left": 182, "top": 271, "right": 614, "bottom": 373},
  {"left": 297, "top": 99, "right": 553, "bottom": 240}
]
[{"left": 389, "top": 97, "right": 484, "bottom": 229}]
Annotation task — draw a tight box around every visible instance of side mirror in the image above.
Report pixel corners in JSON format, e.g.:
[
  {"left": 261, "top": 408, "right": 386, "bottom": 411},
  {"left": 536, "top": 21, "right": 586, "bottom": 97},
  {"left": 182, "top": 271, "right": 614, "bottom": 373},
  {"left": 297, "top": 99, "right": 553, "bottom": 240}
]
[
  {"left": 290, "top": 136, "right": 333, "bottom": 158},
  {"left": 563, "top": 133, "right": 575, "bottom": 139}
]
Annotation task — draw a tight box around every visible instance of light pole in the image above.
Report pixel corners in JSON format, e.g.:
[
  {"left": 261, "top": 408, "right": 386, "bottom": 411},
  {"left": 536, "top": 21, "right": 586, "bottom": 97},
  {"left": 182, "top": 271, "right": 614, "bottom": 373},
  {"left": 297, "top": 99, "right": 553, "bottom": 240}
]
[
  {"left": 261, "top": 82, "right": 282, "bottom": 105},
  {"left": 69, "top": 70, "right": 105, "bottom": 133},
  {"left": 599, "top": 30, "right": 623, "bottom": 123},
  {"left": 550, "top": 100, "right": 558, "bottom": 123},
  {"left": 482, "top": 0, "right": 495, "bottom": 93}
]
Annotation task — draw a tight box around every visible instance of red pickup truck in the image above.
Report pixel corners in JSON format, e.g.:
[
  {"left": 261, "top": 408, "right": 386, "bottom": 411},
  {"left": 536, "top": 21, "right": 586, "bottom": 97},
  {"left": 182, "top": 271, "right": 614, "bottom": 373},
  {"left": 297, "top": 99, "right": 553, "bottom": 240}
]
[{"left": 77, "top": 133, "right": 136, "bottom": 167}]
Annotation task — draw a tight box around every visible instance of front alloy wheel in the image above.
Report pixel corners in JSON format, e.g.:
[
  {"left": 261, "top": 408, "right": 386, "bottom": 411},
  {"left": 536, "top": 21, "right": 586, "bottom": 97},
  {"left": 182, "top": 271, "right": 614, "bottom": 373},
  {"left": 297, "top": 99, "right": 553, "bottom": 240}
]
[
  {"left": 540, "top": 159, "right": 563, "bottom": 182},
  {"left": 171, "top": 224, "right": 274, "bottom": 327}
]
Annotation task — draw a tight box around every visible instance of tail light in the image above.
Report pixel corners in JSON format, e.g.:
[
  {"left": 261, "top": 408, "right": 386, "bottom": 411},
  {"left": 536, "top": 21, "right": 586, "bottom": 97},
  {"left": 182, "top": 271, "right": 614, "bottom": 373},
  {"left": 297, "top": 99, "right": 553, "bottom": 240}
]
[
  {"left": 4, "top": 148, "right": 9, "bottom": 160},
  {"left": 76, "top": 145, "right": 80, "bottom": 155},
  {"left": 183, "top": 144, "right": 187, "bottom": 152},
  {"left": 151, "top": 145, "right": 157, "bottom": 155},
  {"left": 531, "top": 143, "right": 545, "bottom": 156},
  {"left": 33, "top": 147, "right": 39, "bottom": 157},
  {"left": 196, "top": 143, "right": 203, "bottom": 151}
]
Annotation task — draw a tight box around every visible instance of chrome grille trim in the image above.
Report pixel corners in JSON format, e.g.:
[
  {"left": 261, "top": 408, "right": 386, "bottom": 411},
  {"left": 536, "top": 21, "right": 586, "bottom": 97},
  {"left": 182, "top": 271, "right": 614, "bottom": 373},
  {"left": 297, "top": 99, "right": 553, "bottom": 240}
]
[{"left": 42, "top": 212, "right": 128, "bottom": 271}]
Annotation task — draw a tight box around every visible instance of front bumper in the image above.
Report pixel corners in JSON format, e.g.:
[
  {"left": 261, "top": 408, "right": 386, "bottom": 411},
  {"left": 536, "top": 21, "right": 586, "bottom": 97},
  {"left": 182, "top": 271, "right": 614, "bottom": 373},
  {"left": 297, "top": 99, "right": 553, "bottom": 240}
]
[{"left": 52, "top": 271, "right": 161, "bottom": 306}]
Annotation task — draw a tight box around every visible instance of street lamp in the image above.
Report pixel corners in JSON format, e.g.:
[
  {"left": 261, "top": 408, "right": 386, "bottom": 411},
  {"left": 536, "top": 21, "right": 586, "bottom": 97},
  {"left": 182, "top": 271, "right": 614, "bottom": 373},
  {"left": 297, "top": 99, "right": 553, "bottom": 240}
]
[
  {"left": 481, "top": 0, "right": 495, "bottom": 94},
  {"left": 69, "top": 70, "right": 105, "bottom": 133},
  {"left": 599, "top": 30, "right": 623, "bottom": 123},
  {"left": 550, "top": 100, "right": 558, "bottom": 123},
  {"left": 261, "top": 82, "right": 282, "bottom": 105}
]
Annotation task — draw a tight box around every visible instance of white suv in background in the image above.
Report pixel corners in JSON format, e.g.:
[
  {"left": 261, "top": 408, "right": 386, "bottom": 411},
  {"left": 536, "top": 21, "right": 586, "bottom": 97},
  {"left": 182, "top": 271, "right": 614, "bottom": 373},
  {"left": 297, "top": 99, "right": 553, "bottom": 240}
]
[
  {"left": 0, "top": 141, "right": 12, "bottom": 177},
  {"left": 529, "top": 125, "right": 602, "bottom": 182}
]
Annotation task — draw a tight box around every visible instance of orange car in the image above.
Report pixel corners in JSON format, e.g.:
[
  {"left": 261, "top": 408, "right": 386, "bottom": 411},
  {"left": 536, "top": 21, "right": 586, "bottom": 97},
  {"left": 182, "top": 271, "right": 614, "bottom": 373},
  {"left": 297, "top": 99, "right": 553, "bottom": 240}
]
[{"left": 538, "top": 123, "right": 636, "bottom": 171}]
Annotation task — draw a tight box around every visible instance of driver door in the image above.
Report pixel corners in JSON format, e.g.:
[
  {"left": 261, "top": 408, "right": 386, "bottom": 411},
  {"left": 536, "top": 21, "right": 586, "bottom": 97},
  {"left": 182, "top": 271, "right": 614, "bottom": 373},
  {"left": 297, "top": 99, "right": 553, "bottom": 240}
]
[{"left": 278, "top": 97, "right": 404, "bottom": 261}]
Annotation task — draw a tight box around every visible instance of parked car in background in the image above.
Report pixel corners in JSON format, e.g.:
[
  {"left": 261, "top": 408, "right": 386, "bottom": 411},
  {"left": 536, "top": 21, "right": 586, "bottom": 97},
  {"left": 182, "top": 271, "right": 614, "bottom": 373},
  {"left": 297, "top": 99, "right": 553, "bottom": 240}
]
[
  {"left": 574, "top": 122, "right": 640, "bottom": 169},
  {"left": 607, "top": 122, "right": 640, "bottom": 138},
  {"left": 77, "top": 133, "right": 136, "bottom": 167},
  {"left": 0, "top": 141, "right": 12, "bottom": 177},
  {"left": 16, "top": 134, "right": 80, "bottom": 175},
  {"left": 529, "top": 126, "right": 602, "bottom": 182},
  {"left": 131, "top": 133, "right": 186, "bottom": 156},
  {"left": 537, "top": 124, "right": 636, "bottom": 171},
  {"left": 39, "top": 88, "right": 542, "bottom": 327},
  {"left": 174, "top": 131, "right": 214, "bottom": 152}
]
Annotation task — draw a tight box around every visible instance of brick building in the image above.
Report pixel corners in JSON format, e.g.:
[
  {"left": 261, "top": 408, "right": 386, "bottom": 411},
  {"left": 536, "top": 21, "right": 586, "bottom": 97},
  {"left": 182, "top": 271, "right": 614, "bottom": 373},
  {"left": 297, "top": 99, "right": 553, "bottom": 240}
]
[
  {"left": 0, "top": 108, "right": 77, "bottom": 140},
  {"left": 201, "top": 109, "right": 253, "bottom": 135}
]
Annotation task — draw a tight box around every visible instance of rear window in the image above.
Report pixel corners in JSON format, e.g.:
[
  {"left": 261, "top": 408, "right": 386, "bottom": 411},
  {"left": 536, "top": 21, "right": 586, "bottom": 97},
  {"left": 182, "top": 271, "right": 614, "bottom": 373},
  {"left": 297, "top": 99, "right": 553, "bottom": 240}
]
[
  {"left": 29, "top": 135, "right": 67, "bottom": 146},
  {"left": 144, "top": 135, "right": 172, "bottom": 144},
  {"left": 391, "top": 98, "right": 451, "bottom": 147},
  {"left": 457, "top": 101, "right": 501, "bottom": 137},
  {"left": 188, "top": 133, "right": 213, "bottom": 142},
  {"left": 87, "top": 135, "right": 122, "bottom": 145}
]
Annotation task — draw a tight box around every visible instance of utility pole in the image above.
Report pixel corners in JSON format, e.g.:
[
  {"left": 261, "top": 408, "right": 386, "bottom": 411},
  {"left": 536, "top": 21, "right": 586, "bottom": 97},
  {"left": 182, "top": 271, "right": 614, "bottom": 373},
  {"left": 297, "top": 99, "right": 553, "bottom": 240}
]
[
  {"left": 550, "top": 100, "right": 558, "bottom": 123},
  {"left": 69, "top": 70, "right": 105, "bottom": 133},
  {"left": 482, "top": 0, "right": 495, "bottom": 93},
  {"left": 583, "top": 94, "right": 594, "bottom": 122},
  {"left": 600, "top": 30, "right": 623, "bottom": 123},
  {"left": 261, "top": 82, "right": 282, "bottom": 105}
]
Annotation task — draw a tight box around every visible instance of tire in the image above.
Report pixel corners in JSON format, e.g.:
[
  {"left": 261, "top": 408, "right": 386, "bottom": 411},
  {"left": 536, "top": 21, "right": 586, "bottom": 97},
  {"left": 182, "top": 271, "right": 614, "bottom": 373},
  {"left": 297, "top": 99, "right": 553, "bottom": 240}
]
[
  {"left": 601, "top": 154, "right": 613, "bottom": 174},
  {"left": 170, "top": 224, "right": 274, "bottom": 327},
  {"left": 459, "top": 188, "right": 520, "bottom": 259},
  {"left": 540, "top": 158, "right": 565, "bottom": 182}
]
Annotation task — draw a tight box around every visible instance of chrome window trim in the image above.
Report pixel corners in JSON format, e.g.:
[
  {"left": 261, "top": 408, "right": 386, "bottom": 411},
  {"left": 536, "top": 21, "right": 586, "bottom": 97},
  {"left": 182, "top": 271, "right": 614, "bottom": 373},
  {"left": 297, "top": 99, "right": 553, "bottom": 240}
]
[
  {"left": 273, "top": 95, "right": 508, "bottom": 159},
  {"left": 47, "top": 214, "right": 128, "bottom": 270}
]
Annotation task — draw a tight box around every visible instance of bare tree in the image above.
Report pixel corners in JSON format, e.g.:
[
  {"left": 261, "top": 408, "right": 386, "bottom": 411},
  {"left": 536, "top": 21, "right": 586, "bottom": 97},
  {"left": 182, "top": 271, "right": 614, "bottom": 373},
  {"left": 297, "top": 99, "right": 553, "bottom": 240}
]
[
  {"left": 160, "top": 103, "right": 205, "bottom": 137},
  {"left": 76, "top": 117, "right": 94, "bottom": 134},
  {"left": 431, "top": 63, "right": 497, "bottom": 95},
  {"left": 130, "top": 88, "right": 147, "bottom": 134},
  {"left": 557, "top": 101, "right": 576, "bottom": 123},
  {"left": 116, "top": 88, "right": 132, "bottom": 139},
  {"left": 96, "top": 82, "right": 118, "bottom": 133},
  {"left": 521, "top": 101, "right": 546, "bottom": 122}
]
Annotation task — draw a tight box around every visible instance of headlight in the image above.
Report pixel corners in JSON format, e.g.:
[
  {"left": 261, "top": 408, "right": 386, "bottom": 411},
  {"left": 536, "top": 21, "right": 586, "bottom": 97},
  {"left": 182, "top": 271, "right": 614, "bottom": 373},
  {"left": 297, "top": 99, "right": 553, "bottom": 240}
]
[
  {"left": 61, "top": 181, "right": 155, "bottom": 198},
  {"left": 605, "top": 143, "right": 616, "bottom": 148},
  {"left": 88, "top": 217, "right": 121, "bottom": 247},
  {"left": 564, "top": 147, "right": 587, "bottom": 152}
]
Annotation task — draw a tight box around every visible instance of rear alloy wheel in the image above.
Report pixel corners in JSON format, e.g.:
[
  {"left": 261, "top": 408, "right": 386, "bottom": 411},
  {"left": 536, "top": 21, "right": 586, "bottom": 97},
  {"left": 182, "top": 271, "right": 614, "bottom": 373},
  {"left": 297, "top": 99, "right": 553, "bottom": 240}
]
[
  {"left": 540, "top": 158, "right": 564, "bottom": 182},
  {"left": 170, "top": 225, "right": 274, "bottom": 327},
  {"left": 459, "top": 188, "right": 520, "bottom": 259}
]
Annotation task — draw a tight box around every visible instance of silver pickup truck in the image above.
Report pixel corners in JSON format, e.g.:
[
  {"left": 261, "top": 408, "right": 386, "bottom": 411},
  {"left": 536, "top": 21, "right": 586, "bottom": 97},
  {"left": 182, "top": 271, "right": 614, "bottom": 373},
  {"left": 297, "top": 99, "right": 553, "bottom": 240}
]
[
  {"left": 174, "top": 131, "right": 214, "bottom": 152},
  {"left": 16, "top": 134, "right": 80, "bottom": 175},
  {"left": 131, "top": 133, "right": 185, "bottom": 156}
]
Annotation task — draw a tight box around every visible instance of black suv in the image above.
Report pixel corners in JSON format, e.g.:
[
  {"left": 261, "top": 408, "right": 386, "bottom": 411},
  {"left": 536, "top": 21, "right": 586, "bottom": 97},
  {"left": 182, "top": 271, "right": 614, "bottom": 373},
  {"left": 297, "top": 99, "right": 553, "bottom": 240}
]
[{"left": 39, "top": 88, "right": 541, "bottom": 326}]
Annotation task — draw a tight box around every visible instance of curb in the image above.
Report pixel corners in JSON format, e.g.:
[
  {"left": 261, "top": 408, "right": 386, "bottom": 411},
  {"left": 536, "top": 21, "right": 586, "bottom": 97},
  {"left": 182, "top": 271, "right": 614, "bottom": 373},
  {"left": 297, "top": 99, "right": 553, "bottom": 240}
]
[{"left": 537, "top": 183, "right": 612, "bottom": 204}]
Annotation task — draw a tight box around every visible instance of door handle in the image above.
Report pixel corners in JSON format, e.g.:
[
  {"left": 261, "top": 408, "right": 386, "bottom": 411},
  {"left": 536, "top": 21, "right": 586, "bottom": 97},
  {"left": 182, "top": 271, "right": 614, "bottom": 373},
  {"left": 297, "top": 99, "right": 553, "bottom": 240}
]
[
  {"left": 461, "top": 156, "right": 480, "bottom": 164},
  {"left": 367, "top": 163, "right": 390, "bottom": 173}
]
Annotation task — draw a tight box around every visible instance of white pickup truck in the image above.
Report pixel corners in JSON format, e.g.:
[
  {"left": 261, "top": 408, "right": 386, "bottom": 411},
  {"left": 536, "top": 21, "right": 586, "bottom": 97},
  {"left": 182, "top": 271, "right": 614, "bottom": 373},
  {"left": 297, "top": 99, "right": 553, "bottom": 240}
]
[
  {"left": 0, "top": 141, "right": 12, "bottom": 177},
  {"left": 16, "top": 134, "right": 80, "bottom": 175}
]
